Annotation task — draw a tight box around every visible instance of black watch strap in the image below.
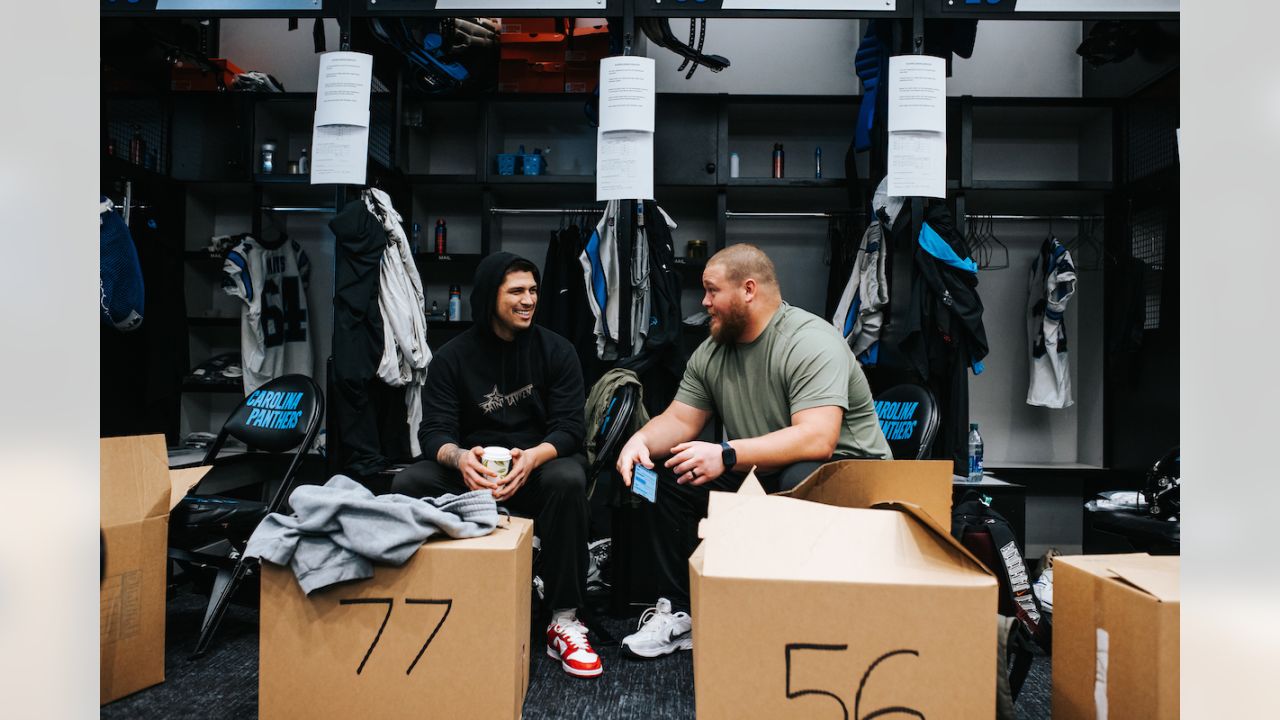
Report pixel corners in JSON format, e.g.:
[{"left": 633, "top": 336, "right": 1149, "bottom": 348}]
[{"left": 720, "top": 441, "right": 737, "bottom": 470}]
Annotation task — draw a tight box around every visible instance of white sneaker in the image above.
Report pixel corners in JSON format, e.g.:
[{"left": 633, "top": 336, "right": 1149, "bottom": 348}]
[
  {"left": 621, "top": 598, "right": 693, "bottom": 659},
  {"left": 1033, "top": 549, "right": 1058, "bottom": 614},
  {"left": 1033, "top": 565, "right": 1054, "bottom": 613}
]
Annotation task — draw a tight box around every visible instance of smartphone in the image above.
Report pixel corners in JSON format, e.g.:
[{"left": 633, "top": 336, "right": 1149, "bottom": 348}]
[{"left": 631, "top": 465, "right": 657, "bottom": 503}]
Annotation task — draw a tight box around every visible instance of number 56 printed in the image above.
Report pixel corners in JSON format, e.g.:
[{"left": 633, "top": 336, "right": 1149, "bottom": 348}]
[{"left": 784, "top": 643, "right": 924, "bottom": 720}]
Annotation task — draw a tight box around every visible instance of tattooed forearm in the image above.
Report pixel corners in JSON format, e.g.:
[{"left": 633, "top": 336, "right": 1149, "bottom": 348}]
[{"left": 436, "top": 444, "right": 468, "bottom": 469}]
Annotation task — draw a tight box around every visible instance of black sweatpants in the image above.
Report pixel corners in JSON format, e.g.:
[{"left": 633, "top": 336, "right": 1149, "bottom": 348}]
[
  {"left": 391, "top": 455, "right": 590, "bottom": 614},
  {"left": 640, "top": 460, "right": 825, "bottom": 612}
]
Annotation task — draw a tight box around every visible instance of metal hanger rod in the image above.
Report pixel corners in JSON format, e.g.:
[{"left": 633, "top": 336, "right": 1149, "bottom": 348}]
[
  {"left": 489, "top": 207, "right": 605, "bottom": 216},
  {"left": 968, "top": 214, "right": 1104, "bottom": 221},
  {"left": 726, "top": 211, "right": 858, "bottom": 219},
  {"left": 260, "top": 206, "right": 337, "bottom": 214}
]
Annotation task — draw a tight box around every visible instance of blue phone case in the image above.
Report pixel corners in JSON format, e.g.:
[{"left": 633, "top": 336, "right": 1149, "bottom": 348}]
[{"left": 632, "top": 465, "right": 657, "bottom": 503}]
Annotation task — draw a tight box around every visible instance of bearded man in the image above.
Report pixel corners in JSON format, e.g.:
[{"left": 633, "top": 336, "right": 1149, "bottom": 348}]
[{"left": 613, "top": 243, "right": 891, "bottom": 660}]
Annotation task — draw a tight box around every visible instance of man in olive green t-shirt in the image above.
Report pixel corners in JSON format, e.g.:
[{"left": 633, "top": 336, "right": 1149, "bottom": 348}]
[{"left": 614, "top": 244, "right": 891, "bottom": 660}]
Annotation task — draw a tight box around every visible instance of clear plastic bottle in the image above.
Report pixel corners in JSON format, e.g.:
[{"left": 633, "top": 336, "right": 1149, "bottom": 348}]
[
  {"left": 260, "top": 140, "right": 276, "bottom": 174},
  {"left": 967, "top": 423, "right": 984, "bottom": 483},
  {"left": 448, "top": 285, "right": 462, "bottom": 321},
  {"left": 297, "top": 148, "right": 309, "bottom": 174}
]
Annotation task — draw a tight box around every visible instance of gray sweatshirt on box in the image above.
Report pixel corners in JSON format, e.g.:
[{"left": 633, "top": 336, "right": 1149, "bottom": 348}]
[{"left": 245, "top": 474, "right": 500, "bottom": 595}]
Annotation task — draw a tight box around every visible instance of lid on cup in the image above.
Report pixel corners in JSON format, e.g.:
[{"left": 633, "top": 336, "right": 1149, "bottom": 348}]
[{"left": 482, "top": 446, "right": 511, "bottom": 461}]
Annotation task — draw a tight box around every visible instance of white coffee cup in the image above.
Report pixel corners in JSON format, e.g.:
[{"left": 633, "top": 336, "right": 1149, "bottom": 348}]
[{"left": 481, "top": 446, "right": 512, "bottom": 480}]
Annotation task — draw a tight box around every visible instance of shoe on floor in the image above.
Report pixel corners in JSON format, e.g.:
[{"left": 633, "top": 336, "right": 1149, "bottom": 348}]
[
  {"left": 621, "top": 598, "right": 692, "bottom": 659},
  {"left": 1033, "top": 548, "right": 1059, "bottom": 614},
  {"left": 546, "top": 618, "right": 603, "bottom": 678}
]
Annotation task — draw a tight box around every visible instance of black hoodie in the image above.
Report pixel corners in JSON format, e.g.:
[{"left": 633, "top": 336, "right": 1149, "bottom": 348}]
[{"left": 417, "top": 252, "right": 587, "bottom": 461}]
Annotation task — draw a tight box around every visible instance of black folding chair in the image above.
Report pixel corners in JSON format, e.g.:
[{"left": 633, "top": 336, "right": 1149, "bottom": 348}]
[
  {"left": 873, "top": 384, "right": 941, "bottom": 460},
  {"left": 168, "top": 373, "right": 324, "bottom": 656}
]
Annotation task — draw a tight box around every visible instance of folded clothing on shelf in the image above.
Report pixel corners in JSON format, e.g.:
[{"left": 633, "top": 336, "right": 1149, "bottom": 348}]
[{"left": 186, "top": 352, "right": 243, "bottom": 385}]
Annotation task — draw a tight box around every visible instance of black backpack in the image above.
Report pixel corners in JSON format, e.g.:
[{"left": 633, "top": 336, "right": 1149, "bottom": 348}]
[{"left": 951, "top": 491, "right": 1050, "bottom": 705}]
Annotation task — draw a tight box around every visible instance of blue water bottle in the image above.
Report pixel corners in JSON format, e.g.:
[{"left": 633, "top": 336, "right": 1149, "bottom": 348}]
[
  {"left": 448, "top": 284, "right": 462, "bottom": 321},
  {"left": 967, "top": 423, "right": 984, "bottom": 483}
]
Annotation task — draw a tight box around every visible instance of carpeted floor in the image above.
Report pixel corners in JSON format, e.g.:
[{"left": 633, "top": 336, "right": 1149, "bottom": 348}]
[{"left": 102, "top": 592, "right": 1052, "bottom": 719}]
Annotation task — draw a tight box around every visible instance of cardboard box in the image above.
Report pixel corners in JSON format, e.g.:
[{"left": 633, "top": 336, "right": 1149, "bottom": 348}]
[
  {"left": 500, "top": 32, "right": 568, "bottom": 64},
  {"left": 259, "top": 517, "right": 534, "bottom": 720},
  {"left": 101, "top": 435, "right": 208, "bottom": 704},
  {"left": 690, "top": 460, "right": 997, "bottom": 719},
  {"left": 499, "top": 17, "right": 562, "bottom": 35},
  {"left": 170, "top": 58, "right": 244, "bottom": 92},
  {"left": 564, "top": 25, "right": 610, "bottom": 63},
  {"left": 563, "top": 61, "right": 598, "bottom": 94},
  {"left": 498, "top": 60, "right": 565, "bottom": 94},
  {"left": 1052, "top": 553, "right": 1180, "bottom": 720}
]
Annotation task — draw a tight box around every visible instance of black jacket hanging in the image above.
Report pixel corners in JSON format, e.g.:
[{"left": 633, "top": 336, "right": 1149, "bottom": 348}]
[
  {"left": 537, "top": 223, "right": 598, "bottom": 374},
  {"left": 539, "top": 202, "right": 686, "bottom": 415},
  {"left": 896, "top": 205, "right": 989, "bottom": 475},
  {"left": 101, "top": 205, "right": 188, "bottom": 444},
  {"left": 616, "top": 200, "right": 686, "bottom": 415},
  {"left": 328, "top": 199, "right": 402, "bottom": 477}
]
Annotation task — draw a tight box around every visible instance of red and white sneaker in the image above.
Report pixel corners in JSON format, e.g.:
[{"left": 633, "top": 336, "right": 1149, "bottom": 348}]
[{"left": 546, "top": 618, "right": 603, "bottom": 678}]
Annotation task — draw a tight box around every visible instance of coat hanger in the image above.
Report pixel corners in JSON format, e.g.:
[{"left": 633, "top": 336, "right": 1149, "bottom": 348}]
[
  {"left": 983, "top": 215, "right": 1009, "bottom": 270},
  {"left": 966, "top": 214, "right": 987, "bottom": 268}
]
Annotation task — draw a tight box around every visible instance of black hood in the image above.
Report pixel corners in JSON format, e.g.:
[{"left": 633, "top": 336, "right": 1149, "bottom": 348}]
[{"left": 470, "top": 252, "right": 541, "bottom": 340}]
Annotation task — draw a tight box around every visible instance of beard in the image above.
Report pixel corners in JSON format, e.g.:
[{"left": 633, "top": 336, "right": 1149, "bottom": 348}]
[{"left": 709, "top": 301, "right": 749, "bottom": 344}]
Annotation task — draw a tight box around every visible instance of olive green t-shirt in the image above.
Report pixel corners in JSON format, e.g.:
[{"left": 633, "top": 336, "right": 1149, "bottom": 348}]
[{"left": 676, "top": 303, "right": 892, "bottom": 460}]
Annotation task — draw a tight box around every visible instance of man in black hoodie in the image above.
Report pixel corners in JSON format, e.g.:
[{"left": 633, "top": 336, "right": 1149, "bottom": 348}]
[{"left": 391, "top": 253, "right": 601, "bottom": 679}]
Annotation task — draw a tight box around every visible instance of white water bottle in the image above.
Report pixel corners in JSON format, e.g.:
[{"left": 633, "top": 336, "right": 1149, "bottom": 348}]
[{"left": 967, "top": 423, "right": 984, "bottom": 483}]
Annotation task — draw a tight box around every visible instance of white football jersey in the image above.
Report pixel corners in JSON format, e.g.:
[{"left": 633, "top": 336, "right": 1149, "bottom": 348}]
[{"left": 223, "top": 236, "right": 313, "bottom": 395}]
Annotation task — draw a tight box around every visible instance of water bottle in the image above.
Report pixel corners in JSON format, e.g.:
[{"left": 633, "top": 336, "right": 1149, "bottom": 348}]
[
  {"left": 260, "top": 140, "right": 276, "bottom": 174},
  {"left": 448, "top": 284, "right": 462, "bottom": 321},
  {"left": 435, "top": 218, "right": 447, "bottom": 255},
  {"left": 967, "top": 423, "right": 984, "bottom": 483}
]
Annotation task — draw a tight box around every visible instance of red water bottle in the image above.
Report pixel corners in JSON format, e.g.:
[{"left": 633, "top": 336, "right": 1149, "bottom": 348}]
[{"left": 435, "top": 218, "right": 447, "bottom": 255}]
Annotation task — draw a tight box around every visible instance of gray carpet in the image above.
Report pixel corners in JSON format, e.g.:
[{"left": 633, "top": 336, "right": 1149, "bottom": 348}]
[{"left": 103, "top": 593, "right": 1052, "bottom": 718}]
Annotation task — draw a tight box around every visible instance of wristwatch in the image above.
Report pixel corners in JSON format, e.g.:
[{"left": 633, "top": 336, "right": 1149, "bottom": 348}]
[{"left": 720, "top": 441, "right": 737, "bottom": 471}]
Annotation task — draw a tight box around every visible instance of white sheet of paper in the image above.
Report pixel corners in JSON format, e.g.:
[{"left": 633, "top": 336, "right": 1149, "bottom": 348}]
[
  {"left": 436, "top": 0, "right": 606, "bottom": 8},
  {"left": 721, "top": 0, "right": 899, "bottom": 8},
  {"left": 315, "top": 51, "right": 373, "bottom": 128},
  {"left": 599, "top": 57, "right": 656, "bottom": 134},
  {"left": 889, "top": 55, "right": 946, "bottom": 134},
  {"left": 596, "top": 129, "right": 653, "bottom": 201},
  {"left": 310, "top": 123, "right": 369, "bottom": 186},
  {"left": 887, "top": 131, "right": 946, "bottom": 198}
]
